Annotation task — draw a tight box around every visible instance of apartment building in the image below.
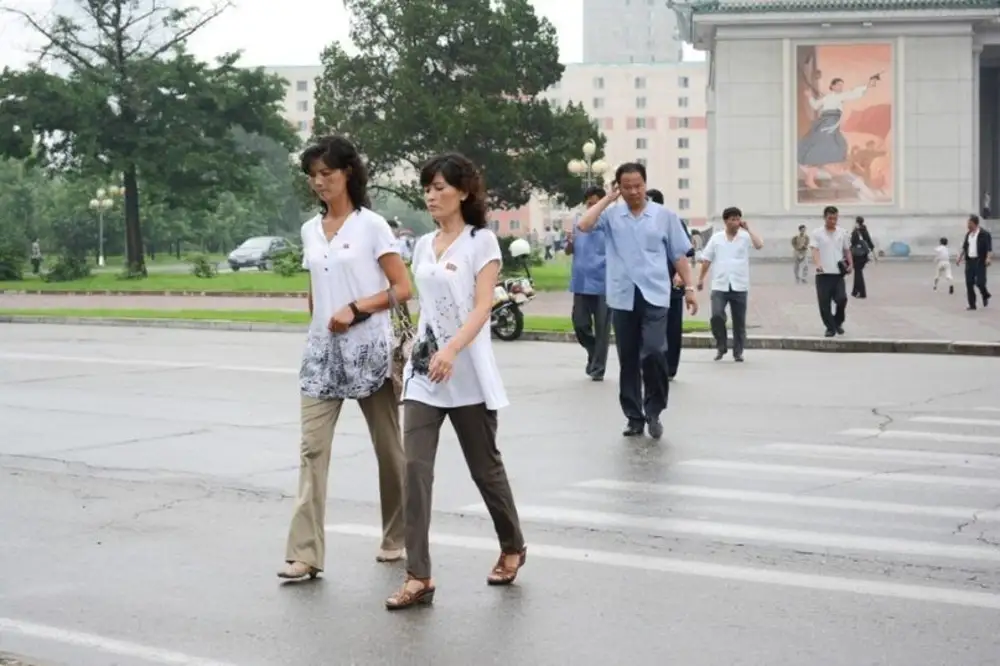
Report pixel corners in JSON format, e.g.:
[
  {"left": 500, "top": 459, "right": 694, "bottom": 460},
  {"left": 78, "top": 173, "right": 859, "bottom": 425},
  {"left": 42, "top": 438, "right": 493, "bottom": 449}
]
[
  {"left": 265, "top": 65, "right": 323, "bottom": 145},
  {"left": 583, "top": 0, "right": 683, "bottom": 64}
]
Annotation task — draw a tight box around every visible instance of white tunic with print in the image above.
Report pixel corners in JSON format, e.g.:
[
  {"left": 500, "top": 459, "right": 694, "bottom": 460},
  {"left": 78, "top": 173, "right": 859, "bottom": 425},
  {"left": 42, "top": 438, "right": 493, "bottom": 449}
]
[
  {"left": 299, "top": 209, "right": 398, "bottom": 400},
  {"left": 403, "top": 226, "right": 509, "bottom": 410}
]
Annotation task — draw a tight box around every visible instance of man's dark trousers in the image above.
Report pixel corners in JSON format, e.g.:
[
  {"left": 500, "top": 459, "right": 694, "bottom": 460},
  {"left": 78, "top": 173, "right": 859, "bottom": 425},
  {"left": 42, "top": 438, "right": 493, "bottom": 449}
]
[
  {"left": 667, "top": 290, "right": 684, "bottom": 377},
  {"left": 612, "top": 286, "right": 670, "bottom": 427},
  {"left": 709, "top": 289, "right": 748, "bottom": 356},
  {"left": 815, "top": 273, "right": 847, "bottom": 332},
  {"left": 572, "top": 293, "right": 611, "bottom": 378},
  {"left": 965, "top": 258, "right": 991, "bottom": 308}
]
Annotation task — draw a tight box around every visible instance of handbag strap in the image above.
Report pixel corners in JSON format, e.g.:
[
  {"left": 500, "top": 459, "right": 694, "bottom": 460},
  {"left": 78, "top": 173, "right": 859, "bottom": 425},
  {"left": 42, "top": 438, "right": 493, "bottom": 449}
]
[{"left": 386, "top": 287, "right": 414, "bottom": 330}]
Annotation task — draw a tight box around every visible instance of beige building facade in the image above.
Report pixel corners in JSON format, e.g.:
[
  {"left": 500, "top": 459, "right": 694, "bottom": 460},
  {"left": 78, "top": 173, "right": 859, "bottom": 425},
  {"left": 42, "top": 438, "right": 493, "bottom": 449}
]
[{"left": 265, "top": 65, "right": 323, "bottom": 145}]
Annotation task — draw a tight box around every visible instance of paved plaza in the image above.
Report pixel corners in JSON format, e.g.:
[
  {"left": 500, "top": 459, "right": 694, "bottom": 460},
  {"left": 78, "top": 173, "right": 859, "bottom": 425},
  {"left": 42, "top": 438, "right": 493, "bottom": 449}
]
[
  {"left": 0, "top": 324, "right": 999, "bottom": 665},
  {"left": 2, "top": 261, "right": 998, "bottom": 341}
]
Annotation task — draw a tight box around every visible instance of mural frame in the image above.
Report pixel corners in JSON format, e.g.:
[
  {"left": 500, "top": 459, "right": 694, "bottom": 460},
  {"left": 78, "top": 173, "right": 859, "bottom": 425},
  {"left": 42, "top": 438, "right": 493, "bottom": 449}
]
[{"left": 783, "top": 37, "right": 904, "bottom": 212}]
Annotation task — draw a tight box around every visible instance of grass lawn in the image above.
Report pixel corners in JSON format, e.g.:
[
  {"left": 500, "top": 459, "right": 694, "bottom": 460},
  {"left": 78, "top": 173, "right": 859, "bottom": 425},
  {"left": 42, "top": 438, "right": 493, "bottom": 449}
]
[
  {"left": 0, "top": 308, "right": 710, "bottom": 333},
  {"left": 1, "top": 258, "right": 576, "bottom": 294}
]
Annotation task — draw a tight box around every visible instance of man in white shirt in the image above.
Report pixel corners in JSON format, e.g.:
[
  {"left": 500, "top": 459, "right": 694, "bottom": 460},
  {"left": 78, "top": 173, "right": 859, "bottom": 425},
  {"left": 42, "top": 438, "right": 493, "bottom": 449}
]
[
  {"left": 697, "top": 206, "right": 763, "bottom": 362},
  {"left": 809, "top": 205, "right": 853, "bottom": 337}
]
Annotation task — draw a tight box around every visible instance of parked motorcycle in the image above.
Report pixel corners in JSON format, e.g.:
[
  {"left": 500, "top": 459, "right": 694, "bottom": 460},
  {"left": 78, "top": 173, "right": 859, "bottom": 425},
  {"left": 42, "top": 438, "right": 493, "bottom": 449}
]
[{"left": 491, "top": 238, "right": 535, "bottom": 341}]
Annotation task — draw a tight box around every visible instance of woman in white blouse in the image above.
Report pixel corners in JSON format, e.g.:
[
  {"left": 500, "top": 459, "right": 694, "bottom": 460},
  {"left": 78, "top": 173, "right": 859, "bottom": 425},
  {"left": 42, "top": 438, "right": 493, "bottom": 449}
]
[
  {"left": 385, "top": 153, "right": 526, "bottom": 610},
  {"left": 278, "top": 135, "right": 412, "bottom": 580}
]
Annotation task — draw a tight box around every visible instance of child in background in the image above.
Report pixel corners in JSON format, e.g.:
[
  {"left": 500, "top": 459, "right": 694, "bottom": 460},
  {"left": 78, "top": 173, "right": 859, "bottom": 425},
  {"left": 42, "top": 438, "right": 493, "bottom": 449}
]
[{"left": 933, "top": 237, "right": 954, "bottom": 294}]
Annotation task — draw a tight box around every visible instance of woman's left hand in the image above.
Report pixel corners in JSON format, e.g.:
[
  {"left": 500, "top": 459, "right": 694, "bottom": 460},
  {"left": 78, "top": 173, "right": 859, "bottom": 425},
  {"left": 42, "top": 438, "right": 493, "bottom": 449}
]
[
  {"left": 328, "top": 306, "right": 355, "bottom": 333},
  {"left": 428, "top": 347, "right": 457, "bottom": 383}
]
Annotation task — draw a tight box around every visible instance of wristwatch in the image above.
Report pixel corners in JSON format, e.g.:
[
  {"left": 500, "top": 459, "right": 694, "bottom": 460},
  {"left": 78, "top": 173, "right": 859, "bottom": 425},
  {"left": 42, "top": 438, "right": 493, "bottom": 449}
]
[{"left": 684, "top": 286, "right": 695, "bottom": 293}]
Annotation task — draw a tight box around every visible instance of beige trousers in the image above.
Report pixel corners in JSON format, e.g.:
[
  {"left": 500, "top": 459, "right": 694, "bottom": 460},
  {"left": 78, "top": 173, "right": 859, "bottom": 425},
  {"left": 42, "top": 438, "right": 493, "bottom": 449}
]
[{"left": 284, "top": 380, "right": 405, "bottom": 570}]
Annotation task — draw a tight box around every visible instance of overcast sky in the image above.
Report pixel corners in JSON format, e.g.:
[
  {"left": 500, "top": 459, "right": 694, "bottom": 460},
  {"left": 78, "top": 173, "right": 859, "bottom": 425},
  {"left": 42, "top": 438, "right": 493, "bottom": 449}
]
[{"left": 0, "top": 0, "right": 700, "bottom": 69}]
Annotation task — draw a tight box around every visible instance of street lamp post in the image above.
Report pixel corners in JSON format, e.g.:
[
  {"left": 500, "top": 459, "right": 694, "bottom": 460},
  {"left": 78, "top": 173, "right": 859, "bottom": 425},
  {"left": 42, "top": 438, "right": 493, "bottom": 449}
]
[
  {"left": 567, "top": 139, "right": 609, "bottom": 190},
  {"left": 89, "top": 185, "right": 124, "bottom": 267}
]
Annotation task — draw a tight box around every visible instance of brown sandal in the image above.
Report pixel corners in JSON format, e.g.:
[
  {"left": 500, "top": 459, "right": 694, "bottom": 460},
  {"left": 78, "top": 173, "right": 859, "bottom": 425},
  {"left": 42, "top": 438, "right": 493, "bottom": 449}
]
[
  {"left": 385, "top": 575, "right": 435, "bottom": 610},
  {"left": 486, "top": 547, "right": 527, "bottom": 586}
]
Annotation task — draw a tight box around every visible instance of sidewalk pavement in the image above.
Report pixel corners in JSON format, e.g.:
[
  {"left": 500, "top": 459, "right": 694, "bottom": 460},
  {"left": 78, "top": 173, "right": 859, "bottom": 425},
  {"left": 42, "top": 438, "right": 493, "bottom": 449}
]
[{"left": 2, "top": 262, "right": 998, "bottom": 342}]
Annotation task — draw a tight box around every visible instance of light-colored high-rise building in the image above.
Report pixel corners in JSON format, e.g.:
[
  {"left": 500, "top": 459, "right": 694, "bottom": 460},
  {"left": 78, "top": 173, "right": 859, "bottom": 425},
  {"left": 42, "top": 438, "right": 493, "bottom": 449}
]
[
  {"left": 264, "top": 65, "right": 323, "bottom": 145},
  {"left": 582, "top": 0, "right": 682, "bottom": 64}
]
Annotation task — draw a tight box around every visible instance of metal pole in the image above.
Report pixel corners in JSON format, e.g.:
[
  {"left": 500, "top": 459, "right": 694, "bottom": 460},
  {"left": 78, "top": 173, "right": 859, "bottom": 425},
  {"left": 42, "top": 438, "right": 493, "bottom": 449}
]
[{"left": 98, "top": 210, "right": 105, "bottom": 267}]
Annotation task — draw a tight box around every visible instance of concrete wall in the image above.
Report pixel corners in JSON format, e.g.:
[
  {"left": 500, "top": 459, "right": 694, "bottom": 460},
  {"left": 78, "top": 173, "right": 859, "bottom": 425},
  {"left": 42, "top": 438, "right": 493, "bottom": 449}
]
[{"left": 708, "top": 25, "right": 979, "bottom": 257}]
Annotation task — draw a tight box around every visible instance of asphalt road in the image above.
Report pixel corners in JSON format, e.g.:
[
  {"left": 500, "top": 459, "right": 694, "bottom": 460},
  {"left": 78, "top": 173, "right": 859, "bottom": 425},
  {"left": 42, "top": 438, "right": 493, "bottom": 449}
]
[{"left": 1, "top": 325, "right": 999, "bottom": 666}]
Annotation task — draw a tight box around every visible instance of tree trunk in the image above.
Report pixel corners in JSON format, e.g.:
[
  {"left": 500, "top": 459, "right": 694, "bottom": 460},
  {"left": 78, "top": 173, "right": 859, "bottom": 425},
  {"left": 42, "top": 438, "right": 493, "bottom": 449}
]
[{"left": 123, "top": 162, "right": 147, "bottom": 277}]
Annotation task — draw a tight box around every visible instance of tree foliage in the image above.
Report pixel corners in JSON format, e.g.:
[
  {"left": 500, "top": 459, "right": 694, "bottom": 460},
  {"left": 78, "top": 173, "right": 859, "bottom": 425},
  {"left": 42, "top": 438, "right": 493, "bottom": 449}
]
[
  {"left": 0, "top": 0, "right": 297, "bottom": 276},
  {"left": 313, "top": 0, "right": 606, "bottom": 210}
]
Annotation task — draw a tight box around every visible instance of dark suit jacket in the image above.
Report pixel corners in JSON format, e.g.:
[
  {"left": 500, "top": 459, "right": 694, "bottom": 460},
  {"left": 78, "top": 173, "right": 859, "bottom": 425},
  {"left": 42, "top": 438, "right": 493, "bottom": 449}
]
[
  {"left": 669, "top": 221, "right": 696, "bottom": 299},
  {"left": 961, "top": 228, "right": 993, "bottom": 264}
]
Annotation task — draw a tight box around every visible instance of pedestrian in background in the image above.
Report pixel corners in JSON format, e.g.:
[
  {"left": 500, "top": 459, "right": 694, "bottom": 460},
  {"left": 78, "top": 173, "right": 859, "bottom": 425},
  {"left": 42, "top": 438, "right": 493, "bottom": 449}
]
[
  {"left": 850, "top": 216, "right": 876, "bottom": 299},
  {"left": 278, "top": 135, "right": 411, "bottom": 581},
  {"left": 647, "top": 188, "right": 695, "bottom": 379},
  {"left": 29, "top": 239, "right": 42, "bottom": 274},
  {"left": 791, "top": 225, "right": 809, "bottom": 283},
  {"left": 565, "top": 185, "right": 611, "bottom": 381},
  {"left": 957, "top": 214, "right": 993, "bottom": 310},
  {"left": 575, "top": 163, "right": 697, "bottom": 440},
  {"left": 810, "top": 205, "right": 852, "bottom": 337},
  {"left": 933, "top": 237, "right": 954, "bottom": 294},
  {"left": 386, "top": 153, "right": 525, "bottom": 611},
  {"left": 697, "top": 207, "right": 763, "bottom": 362}
]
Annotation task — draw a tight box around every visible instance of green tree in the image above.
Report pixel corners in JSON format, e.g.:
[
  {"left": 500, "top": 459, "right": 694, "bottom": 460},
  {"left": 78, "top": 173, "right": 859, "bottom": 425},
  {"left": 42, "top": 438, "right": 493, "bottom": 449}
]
[
  {"left": 0, "top": 0, "right": 297, "bottom": 277},
  {"left": 313, "top": 0, "right": 606, "bottom": 211}
]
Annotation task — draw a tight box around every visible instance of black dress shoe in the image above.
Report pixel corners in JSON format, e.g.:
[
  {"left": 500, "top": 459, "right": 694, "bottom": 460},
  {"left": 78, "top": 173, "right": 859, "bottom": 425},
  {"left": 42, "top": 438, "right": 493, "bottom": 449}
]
[
  {"left": 622, "top": 422, "right": 644, "bottom": 437},
  {"left": 733, "top": 354, "right": 744, "bottom": 362},
  {"left": 836, "top": 327, "right": 845, "bottom": 335},
  {"left": 824, "top": 329, "right": 835, "bottom": 337},
  {"left": 647, "top": 420, "right": 664, "bottom": 440},
  {"left": 714, "top": 350, "right": 725, "bottom": 361}
]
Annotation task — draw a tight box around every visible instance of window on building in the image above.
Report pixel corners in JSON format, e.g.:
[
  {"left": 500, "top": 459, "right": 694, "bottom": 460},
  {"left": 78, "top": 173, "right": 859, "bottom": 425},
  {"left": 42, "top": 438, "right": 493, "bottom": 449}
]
[
  {"left": 296, "top": 100, "right": 309, "bottom": 112},
  {"left": 594, "top": 76, "right": 604, "bottom": 89},
  {"left": 636, "top": 138, "right": 647, "bottom": 150},
  {"left": 510, "top": 220, "right": 521, "bottom": 230},
  {"left": 296, "top": 80, "right": 308, "bottom": 91},
  {"left": 297, "top": 120, "right": 308, "bottom": 132},
  {"left": 679, "top": 198, "right": 690, "bottom": 210},
  {"left": 594, "top": 97, "right": 604, "bottom": 109},
  {"left": 678, "top": 178, "right": 690, "bottom": 190},
  {"left": 637, "top": 157, "right": 648, "bottom": 167},
  {"left": 679, "top": 76, "right": 690, "bottom": 88},
  {"left": 678, "top": 158, "right": 690, "bottom": 169},
  {"left": 678, "top": 97, "right": 689, "bottom": 108},
  {"left": 678, "top": 117, "right": 690, "bottom": 128},
  {"left": 636, "top": 117, "right": 647, "bottom": 129},
  {"left": 678, "top": 137, "right": 689, "bottom": 149},
  {"left": 635, "top": 76, "right": 646, "bottom": 89},
  {"left": 636, "top": 96, "right": 647, "bottom": 109}
]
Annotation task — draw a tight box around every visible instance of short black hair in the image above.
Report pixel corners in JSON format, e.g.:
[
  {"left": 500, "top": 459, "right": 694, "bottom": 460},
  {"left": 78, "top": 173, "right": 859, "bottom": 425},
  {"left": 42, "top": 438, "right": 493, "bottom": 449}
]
[
  {"left": 614, "top": 162, "right": 646, "bottom": 183},
  {"left": 969, "top": 214, "right": 981, "bottom": 225},
  {"left": 583, "top": 185, "right": 606, "bottom": 200},
  {"left": 798, "top": 224, "right": 806, "bottom": 231},
  {"left": 940, "top": 237, "right": 948, "bottom": 245},
  {"left": 855, "top": 216, "right": 865, "bottom": 225},
  {"left": 300, "top": 135, "right": 370, "bottom": 213},
  {"left": 647, "top": 189, "right": 664, "bottom": 205},
  {"left": 823, "top": 205, "right": 839, "bottom": 217},
  {"left": 722, "top": 206, "right": 742, "bottom": 221}
]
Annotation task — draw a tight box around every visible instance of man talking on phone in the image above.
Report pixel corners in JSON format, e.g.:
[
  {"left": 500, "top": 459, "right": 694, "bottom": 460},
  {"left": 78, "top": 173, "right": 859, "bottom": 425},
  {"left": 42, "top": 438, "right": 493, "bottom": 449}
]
[{"left": 576, "top": 163, "right": 698, "bottom": 439}]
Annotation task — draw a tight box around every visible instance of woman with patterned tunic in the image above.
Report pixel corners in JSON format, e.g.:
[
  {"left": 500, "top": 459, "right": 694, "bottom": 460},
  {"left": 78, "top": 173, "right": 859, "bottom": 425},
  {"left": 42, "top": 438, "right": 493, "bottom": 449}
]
[{"left": 278, "top": 135, "right": 412, "bottom": 580}]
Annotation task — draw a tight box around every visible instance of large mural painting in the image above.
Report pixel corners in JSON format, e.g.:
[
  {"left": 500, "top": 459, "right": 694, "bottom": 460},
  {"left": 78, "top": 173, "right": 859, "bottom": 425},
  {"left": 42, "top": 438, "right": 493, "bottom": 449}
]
[{"left": 795, "top": 43, "right": 894, "bottom": 205}]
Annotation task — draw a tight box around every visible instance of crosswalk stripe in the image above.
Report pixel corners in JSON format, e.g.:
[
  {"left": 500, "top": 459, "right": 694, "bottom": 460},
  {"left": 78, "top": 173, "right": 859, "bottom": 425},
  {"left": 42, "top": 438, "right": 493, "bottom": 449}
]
[
  {"left": 840, "top": 428, "right": 1000, "bottom": 445},
  {"left": 975, "top": 407, "right": 1000, "bottom": 412},
  {"left": 448, "top": 505, "right": 1000, "bottom": 561},
  {"left": 759, "top": 442, "right": 1000, "bottom": 469},
  {"left": 325, "top": 523, "right": 1000, "bottom": 610},
  {"left": 910, "top": 416, "right": 1000, "bottom": 427},
  {"left": 675, "top": 459, "right": 1000, "bottom": 489},
  {"left": 571, "top": 479, "right": 1000, "bottom": 521}
]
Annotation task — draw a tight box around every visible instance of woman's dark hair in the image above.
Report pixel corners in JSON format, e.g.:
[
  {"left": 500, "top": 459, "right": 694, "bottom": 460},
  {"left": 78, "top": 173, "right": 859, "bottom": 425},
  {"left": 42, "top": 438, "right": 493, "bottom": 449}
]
[
  {"left": 418, "top": 153, "right": 488, "bottom": 233},
  {"left": 646, "top": 188, "right": 664, "bottom": 204},
  {"left": 855, "top": 216, "right": 865, "bottom": 226},
  {"left": 300, "top": 135, "right": 370, "bottom": 214}
]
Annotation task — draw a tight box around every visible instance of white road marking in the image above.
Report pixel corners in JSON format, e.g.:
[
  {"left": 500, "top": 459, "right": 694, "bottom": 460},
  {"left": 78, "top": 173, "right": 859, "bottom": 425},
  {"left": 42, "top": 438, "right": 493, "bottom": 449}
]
[
  {"left": 975, "top": 407, "right": 1000, "bottom": 412},
  {"left": 0, "top": 618, "right": 236, "bottom": 665},
  {"left": 457, "top": 505, "right": 1000, "bottom": 562},
  {"left": 571, "top": 479, "right": 1000, "bottom": 521},
  {"left": 676, "top": 459, "right": 1000, "bottom": 489},
  {"left": 760, "top": 442, "right": 1000, "bottom": 469},
  {"left": 841, "top": 428, "right": 1000, "bottom": 445},
  {"left": 0, "top": 352, "right": 293, "bottom": 375},
  {"left": 910, "top": 415, "right": 1000, "bottom": 427},
  {"left": 325, "top": 523, "right": 1000, "bottom": 610}
]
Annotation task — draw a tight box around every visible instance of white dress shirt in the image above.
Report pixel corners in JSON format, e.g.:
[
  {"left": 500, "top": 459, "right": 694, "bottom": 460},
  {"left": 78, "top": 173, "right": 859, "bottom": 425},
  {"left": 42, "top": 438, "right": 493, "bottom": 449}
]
[{"left": 701, "top": 229, "right": 753, "bottom": 292}]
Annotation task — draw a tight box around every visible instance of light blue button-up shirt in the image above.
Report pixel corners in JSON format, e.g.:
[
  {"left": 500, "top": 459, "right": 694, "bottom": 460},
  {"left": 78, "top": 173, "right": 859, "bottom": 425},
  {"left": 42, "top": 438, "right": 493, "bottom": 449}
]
[
  {"left": 596, "top": 201, "right": 693, "bottom": 311},
  {"left": 568, "top": 217, "right": 606, "bottom": 295}
]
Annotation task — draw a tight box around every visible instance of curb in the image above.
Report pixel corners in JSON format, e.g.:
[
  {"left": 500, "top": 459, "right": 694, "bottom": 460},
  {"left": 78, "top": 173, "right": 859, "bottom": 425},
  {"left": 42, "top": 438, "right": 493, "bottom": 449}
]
[
  {"left": 2, "top": 315, "right": 998, "bottom": 356},
  {"left": 2, "top": 289, "right": 307, "bottom": 297}
]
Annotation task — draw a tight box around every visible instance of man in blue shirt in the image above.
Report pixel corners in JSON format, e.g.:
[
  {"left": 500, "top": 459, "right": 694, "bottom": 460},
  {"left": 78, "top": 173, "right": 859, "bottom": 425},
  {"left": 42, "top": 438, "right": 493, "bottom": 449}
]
[
  {"left": 577, "top": 163, "right": 698, "bottom": 439},
  {"left": 647, "top": 188, "right": 696, "bottom": 380},
  {"left": 565, "top": 185, "right": 611, "bottom": 380}
]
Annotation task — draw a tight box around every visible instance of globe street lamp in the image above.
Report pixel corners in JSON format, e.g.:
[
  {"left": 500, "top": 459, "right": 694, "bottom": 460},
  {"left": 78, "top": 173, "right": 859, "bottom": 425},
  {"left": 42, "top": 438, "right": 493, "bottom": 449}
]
[
  {"left": 567, "top": 139, "right": 609, "bottom": 190},
  {"left": 89, "top": 185, "right": 124, "bottom": 267}
]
